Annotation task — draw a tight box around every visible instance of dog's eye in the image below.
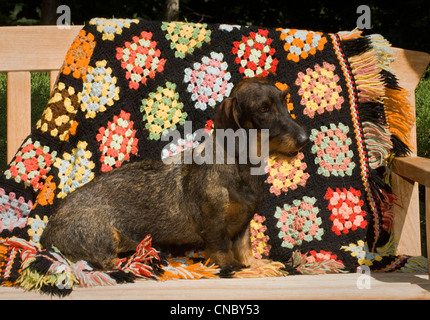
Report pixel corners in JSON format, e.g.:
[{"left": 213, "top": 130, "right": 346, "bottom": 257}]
[{"left": 258, "top": 106, "right": 270, "bottom": 113}]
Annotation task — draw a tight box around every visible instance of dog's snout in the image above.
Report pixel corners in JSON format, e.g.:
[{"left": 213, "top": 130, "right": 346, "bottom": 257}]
[{"left": 297, "top": 132, "right": 309, "bottom": 148}]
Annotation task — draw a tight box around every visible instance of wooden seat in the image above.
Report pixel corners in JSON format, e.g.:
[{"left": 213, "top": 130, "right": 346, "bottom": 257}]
[{"left": 0, "top": 25, "right": 429, "bottom": 299}]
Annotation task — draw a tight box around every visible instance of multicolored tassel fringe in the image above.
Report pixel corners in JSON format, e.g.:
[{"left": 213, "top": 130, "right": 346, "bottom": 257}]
[
  {"left": 342, "top": 30, "right": 414, "bottom": 244},
  {"left": 285, "top": 251, "right": 346, "bottom": 275},
  {"left": 0, "top": 236, "right": 220, "bottom": 296},
  {"left": 233, "top": 262, "right": 288, "bottom": 278}
]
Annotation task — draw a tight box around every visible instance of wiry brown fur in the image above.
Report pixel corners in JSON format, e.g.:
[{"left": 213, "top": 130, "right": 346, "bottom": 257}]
[{"left": 40, "top": 78, "right": 308, "bottom": 271}]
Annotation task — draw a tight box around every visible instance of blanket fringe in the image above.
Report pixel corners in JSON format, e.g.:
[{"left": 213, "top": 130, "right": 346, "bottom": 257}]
[
  {"left": 0, "top": 241, "right": 21, "bottom": 286},
  {"left": 362, "top": 121, "right": 392, "bottom": 169},
  {"left": 114, "top": 234, "right": 160, "bottom": 279},
  {"left": 398, "top": 256, "right": 428, "bottom": 274},
  {"left": 233, "top": 262, "right": 288, "bottom": 278},
  {"left": 384, "top": 88, "right": 414, "bottom": 148},
  {"left": 342, "top": 32, "right": 414, "bottom": 248},
  {"left": 0, "top": 236, "right": 159, "bottom": 296},
  {"left": 368, "top": 34, "right": 396, "bottom": 72},
  {"left": 348, "top": 49, "right": 386, "bottom": 103},
  {"left": 338, "top": 28, "right": 363, "bottom": 41},
  {"left": 158, "top": 256, "right": 219, "bottom": 280},
  {"left": 286, "top": 251, "right": 346, "bottom": 275},
  {"left": 345, "top": 34, "right": 413, "bottom": 149}
]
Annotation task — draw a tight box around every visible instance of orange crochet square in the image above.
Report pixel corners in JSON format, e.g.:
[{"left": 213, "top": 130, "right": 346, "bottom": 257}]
[{"left": 61, "top": 30, "right": 96, "bottom": 81}]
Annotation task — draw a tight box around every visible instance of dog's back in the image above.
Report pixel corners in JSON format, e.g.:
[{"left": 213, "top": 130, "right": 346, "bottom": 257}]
[{"left": 41, "top": 158, "right": 205, "bottom": 268}]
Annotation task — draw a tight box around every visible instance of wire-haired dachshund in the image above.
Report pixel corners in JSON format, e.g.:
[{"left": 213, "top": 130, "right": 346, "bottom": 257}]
[{"left": 41, "top": 77, "right": 309, "bottom": 271}]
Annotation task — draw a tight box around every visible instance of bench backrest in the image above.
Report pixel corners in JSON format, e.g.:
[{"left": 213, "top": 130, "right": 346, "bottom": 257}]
[{"left": 0, "top": 26, "right": 82, "bottom": 162}]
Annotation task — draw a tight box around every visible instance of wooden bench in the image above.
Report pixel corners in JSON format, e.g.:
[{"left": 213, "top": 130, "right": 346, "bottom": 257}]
[{"left": 0, "top": 25, "right": 430, "bottom": 299}]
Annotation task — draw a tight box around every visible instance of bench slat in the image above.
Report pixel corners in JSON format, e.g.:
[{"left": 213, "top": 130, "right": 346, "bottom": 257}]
[
  {"left": 0, "top": 26, "right": 83, "bottom": 72},
  {"left": 50, "top": 70, "right": 59, "bottom": 93},
  {"left": 390, "top": 49, "right": 430, "bottom": 257},
  {"left": 7, "top": 71, "right": 31, "bottom": 163},
  {"left": 427, "top": 187, "right": 430, "bottom": 278}
]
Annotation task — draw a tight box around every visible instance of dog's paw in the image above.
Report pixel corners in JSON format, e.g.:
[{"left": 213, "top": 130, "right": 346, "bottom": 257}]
[
  {"left": 218, "top": 259, "right": 247, "bottom": 277},
  {"left": 247, "top": 258, "right": 272, "bottom": 269}
]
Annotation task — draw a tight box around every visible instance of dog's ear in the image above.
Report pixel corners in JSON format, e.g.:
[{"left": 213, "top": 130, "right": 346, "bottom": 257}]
[
  {"left": 214, "top": 97, "right": 242, "bottom": 130},
  {"left": 280, "top": 88, "right": 289, "bottom": 104}
]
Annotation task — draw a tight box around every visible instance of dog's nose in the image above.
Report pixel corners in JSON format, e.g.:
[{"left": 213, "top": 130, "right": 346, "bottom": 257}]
[{"left": 297, "top": 133, "right": 309, "bottom": 148}]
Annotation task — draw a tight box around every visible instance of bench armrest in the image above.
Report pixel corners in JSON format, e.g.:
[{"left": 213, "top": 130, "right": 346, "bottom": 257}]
[{"left": 392, "top": 156, "right": 430, "bottom": 188}]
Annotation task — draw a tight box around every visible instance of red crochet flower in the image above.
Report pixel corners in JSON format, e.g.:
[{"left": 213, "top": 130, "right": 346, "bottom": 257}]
[
  {"left": 307, "top": 250, "right": 342, "bottom": 264},
  {"left": 232, "top": 29, "right": 278, "bottom": 77},
  {"left": 97, "top": 110, "right": 139, "bottom": 172},
  {"left": 325, "top": 187, "right": 367, "bottom": 236},
  {"left": 116, "top": 31, "right": 166, "bottom": 89},
  {"left": 4, "top": 139, "right": 56, "bottom": 191}
]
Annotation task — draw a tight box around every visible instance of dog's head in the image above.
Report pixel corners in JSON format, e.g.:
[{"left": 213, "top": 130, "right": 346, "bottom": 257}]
[{"left": 214, "top": 77, "right": 309, "bottom": 162}]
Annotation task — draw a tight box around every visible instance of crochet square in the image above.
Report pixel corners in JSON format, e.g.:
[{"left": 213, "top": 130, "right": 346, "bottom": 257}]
[
  {"left": 3, "top": 138, "right": 57, "bottom": 191},
  {"left": 140, "top": 81, "right": 187, "bottom": 140},
  {"left": 310, "top": 123, "right": 356, "bottom": 177},
  {"left": 274, "top": 196, "right": 323, "bottom": 249},
  {"left": 54, "top": 141, "right": 95, "bottom": 199},
  {"left": 161, "top": 21, "right": 212, "bottom": 59},
  {"left": 232, "top": 29, "right": 279, "bottom": 77},
  {"left": 307, "top": 250, "right": 342, "bottom": 265},
  {"left": 78, "top": 60, "right": 120, "bottom": 119},
  {"left": 96, "top": 110, "right": 139, "bottom": 172},
  {"left": 61, "top": 29, "right": 96, "bottom": 81},
  {"left": 295, "top": 62, "right": 344, "bottom": 118},
  {"left": 277, "top": 28, "right": 327, "bottom": 63},
  {"left": 36, "top": 82, "right": 79, "bottom": 141},
  {"left": 116, "top": 31, "right": 166, "bottom": 90},
  {"left": 89, "top": 18, "right": 139, "bottom": 41},
  {"left": 265, "top": 152, "right": 310, "bottom": 196},
  {"left": 250, "top": 214, "right": 271, "bottom": 259},
  {"left": 325, "top": 187, "right": 367, "bottom": 236},
  {"left": 341, "top": 240, "right": 382, "bottom": 266},
  {"left": 184, "top": 52, "right": 234, "bottom": 111},
  {"left": 0, "top": 188, "right": 32, "bottom": 232},
  {"left": 33, "top": 175, "right": 56, "bottom": 208},
  {"left": 26, "top": 215, "right": 48, "bottom": 247}
]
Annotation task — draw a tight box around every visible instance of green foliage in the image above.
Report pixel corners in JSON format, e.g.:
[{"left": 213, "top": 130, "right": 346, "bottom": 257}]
[
  {"left": 416, "top": 66, "right": 430, "bottom": 158},
  {"left": 416, "top": 66, "right": 430, "bottom": 256},
  {"left": 30, "top": 73, "right": 50, "bottom": 128},
  {"left": 0, "top": 1, "right": 41, "bottom": 25}
]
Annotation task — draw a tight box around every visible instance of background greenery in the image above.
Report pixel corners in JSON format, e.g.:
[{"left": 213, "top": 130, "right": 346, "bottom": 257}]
[{"left": 0, "top": 0, "right": 429, "bottom": 253}]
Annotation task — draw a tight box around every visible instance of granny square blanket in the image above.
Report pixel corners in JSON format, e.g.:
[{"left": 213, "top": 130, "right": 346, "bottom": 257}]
[{"left": 0, "top": 18, "right": 423, "bottom": 295}]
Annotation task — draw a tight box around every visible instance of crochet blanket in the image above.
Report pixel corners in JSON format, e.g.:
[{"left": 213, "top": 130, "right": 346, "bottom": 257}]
[{"left": 0, "top": 18, "right": 424, "bottom": 296}]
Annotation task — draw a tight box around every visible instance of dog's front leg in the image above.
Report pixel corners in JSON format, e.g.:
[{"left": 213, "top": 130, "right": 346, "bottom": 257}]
[
  {"left": 200, "top": 221, "right": 244, "bottom": 270},
  {"left": 205, "top": 246, "right": 241, "bottom": 270}
]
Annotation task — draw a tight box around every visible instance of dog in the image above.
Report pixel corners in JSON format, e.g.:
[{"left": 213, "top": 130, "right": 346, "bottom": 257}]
[{"left": 40, "top": 77, "right": 309, "bottom": 271}]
